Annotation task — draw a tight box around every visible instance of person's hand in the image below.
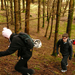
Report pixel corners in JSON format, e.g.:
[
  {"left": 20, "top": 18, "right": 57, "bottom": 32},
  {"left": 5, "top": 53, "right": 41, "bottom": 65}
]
[
  {"left": 57, "top": 54, "right": 60, "bottom": 56},
  {"left": 69, "top": 57, "right": 71, "bottom": 60}
]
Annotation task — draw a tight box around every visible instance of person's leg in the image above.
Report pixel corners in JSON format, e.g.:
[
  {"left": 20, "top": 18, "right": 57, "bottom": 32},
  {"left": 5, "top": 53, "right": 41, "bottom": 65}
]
[
  {"left": 15, "top": 58, "right": 34, "bottom": 75},
  {"left": 61, "top": 55, "right": 69, "bottom": 70},
  {"left": 22, "top": 62, "right": 28, "bottom": 75}
]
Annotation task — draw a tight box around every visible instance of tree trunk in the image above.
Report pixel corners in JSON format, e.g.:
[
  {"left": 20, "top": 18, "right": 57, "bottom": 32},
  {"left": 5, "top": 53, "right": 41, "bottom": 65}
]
[
  {"left": 52, "top": 0, "right": 61, "bottom": 56},
  {"left": 23, "top": 0, "right": 25, "bottom": 13},
  {"left": 47, "top": 0, "right": 49, "bottom": 21},
  {"left": 4, "top": 0, "right": 6, "bottom": 9},
  {"left": 44, "top": 13, "right": 51, "bottom": 37},
  {"left": 32, "top": 0, "right": 34, "bottom": 3},
  {"left": 63, "top": 0, "right": 69, "bottom": 16},
  {"left": 48, "top": 0, "right": 56, "bottom": 39},
  {"left": 66, "top": 0, "right": 74, "bottom": 37},
  {"left": 6, "top": 0, "right": 8, "bottom": 27},
  {"left": 14, "top": 0, "right": 20, "bottom": 34},
  {"left": 47, "top": 0, "right": 53, "bottom": 21},
  {"left": 1, "top": 0, "right": 4, "bottom": 10},
  {"left": 44, "top": 0, "right": 54, "bottom": 37},
  {"left": 10, "top": 0, "right": 14, "bottom": 25},
  {"left": 38, "top": 0, "right": 41, "bottom": 32},
  {"left": 25, "top": 0, "right": 30, "bottom": 34},
  {"left": 42, "top": 0, "right": 45, "bottom": 28},
  {"left": 18, "top": 0, "right": 21, "bottom": 29}
]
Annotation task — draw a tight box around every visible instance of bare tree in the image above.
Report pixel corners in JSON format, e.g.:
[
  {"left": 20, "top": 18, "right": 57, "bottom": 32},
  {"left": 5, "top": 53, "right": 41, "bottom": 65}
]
[
  {"left": 48, "top": 0, "right": 57, "bottom": 39},
  {"left": 38, "top": 0, "right": 41, "bottom": 32},
  {"left": 6, "top": 0, "right": 9, "bottom": 28},
  {"left": 14, "top": 0, "right": 20, "bottom": 34},
  {"left": 44, "top": 0, "right": 54, "bottom": 37},
  {"left": 66, "top": 0, "right": 74, "bottom": 37},
  {"left": 63, "top": 0, "right": 69, "bottom": 16},
  {"left": 47, "top": 0, "right": 53, "bottom": 21},
  {"left": 52, "top": 0, "right": 61, "bottom": 56},
  {"left": 42, "top": 0, "right": 45, "bottom": 27},
  {"left": 25, "top": 0, "right": 30, "bottom": 34},
  {"left": 1, "top": 0, "right": 4, "bottom": 10},
  {"left": 18, "top": 0, "right": 21, "bottom": 29},
  {"left": 32, "top": 0, "right": 34, "bottom": 3},
  {"left": 10, "top": 0, "right": 14, "bottom": 25},
  {"left": 23, "top": 0, "right": 25, "bottom": 12},
  {"left": 4, "top": 0, "right": 6, "bottom": 9}
]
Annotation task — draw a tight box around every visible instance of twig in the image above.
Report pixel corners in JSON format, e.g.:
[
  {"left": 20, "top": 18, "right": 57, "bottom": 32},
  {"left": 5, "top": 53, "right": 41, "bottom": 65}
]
[{"left": 4, "top": 69, "right": 9, "bottom": 75}]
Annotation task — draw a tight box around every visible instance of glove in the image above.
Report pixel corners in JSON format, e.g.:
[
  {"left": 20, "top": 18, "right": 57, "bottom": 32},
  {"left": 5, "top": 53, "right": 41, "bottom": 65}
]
[{"left": 69, "top": 57, "right": 71, "bottom": 60}]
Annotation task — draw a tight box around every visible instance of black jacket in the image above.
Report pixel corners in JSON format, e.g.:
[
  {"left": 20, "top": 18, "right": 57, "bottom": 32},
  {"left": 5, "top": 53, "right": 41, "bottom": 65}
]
[
  {"left": 0, "top": 33, "right": 32, "bottom": 59},
  {"left": 56, "top": 39, "right": 73, "bottom": 59}
]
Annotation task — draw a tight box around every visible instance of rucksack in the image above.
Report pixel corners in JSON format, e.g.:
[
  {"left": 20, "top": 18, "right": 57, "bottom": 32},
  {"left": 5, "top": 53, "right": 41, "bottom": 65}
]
[
  {"left": 18, "top": 32, "right": 34, "bottom": 49},
  {"left": 73, "top": 39, "right": 75, "bottom": 45}
]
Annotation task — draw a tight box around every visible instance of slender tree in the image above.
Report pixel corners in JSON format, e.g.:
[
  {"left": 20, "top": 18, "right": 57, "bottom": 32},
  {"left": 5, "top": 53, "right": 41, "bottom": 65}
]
[
  {"left": 44, "top": 13, "right": 51, "bottom": 37},
  {"left": 38, "top": 0, "right": 41, "bottom": 32},
  {"left": 44, "top": 0, "right": 54, "bottom": 37},
  {"left": 47, "top": 0, "right": 53, "bottom": 21},
  {"left": 4, "top": 0, "right": 6, "bottom": 9},
  {"left": 66, "top": 0, "right": 74, "bottom": 37},
  {"left": 32, "top": 0, "right": 34, "bottom": 3},
  {"left": 63, "top": 0, "right": 69, "bottom": 16},
  {"left": 52, "top": 0, "right": 61, "bottom": 56},
  {"left": 10, "top": 0, "right": 14, "bottom": 25},
  {"left": 18, "top": 0, "right": 21, "bottom": 29},
  {"left": 14, "top": 0, "right": 20, "bottom": 34},
  {"left": 25, "top": 0, "right": 30, "bottom": 34},
  {"left": 1, "top": 0, "right": 4, "bottom": 10},
  {"left": 23, "top": 0, "right": 25, "bottom": 12},
  {"left": 48, "top": 0, "right": 56, "bottom": 39},
  {"left": 6, "top": 0, "right": 9, "bottom": 28},
  {"left": 42, "top": 0, "right": 45, "bottom": 28}
]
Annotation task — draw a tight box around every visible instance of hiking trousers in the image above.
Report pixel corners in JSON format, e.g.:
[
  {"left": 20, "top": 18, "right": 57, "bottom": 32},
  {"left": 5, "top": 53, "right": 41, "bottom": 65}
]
[
  {"left": 15, "top": 57, "right": 33, "bottom": 75},
  {"left": 61, "top": 55, "right": 69, "bottom": 70}
]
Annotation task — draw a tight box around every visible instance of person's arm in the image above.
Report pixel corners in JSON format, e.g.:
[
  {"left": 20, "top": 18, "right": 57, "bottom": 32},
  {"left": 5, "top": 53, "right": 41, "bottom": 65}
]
[
  {"left": 69, "top": 44, "right": 73, "bottom": 60},
  {"left": 0, "top": 37, "right": 21, "bottom": 57},
  {"left": 56, "top": 39, "right": 61, "bottom": 55}
]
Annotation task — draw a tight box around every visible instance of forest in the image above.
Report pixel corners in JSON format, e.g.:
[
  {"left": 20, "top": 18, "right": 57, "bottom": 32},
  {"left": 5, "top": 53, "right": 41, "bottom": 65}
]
[{"left": 0, "top": 0, "right": 75, "bottom": 75}]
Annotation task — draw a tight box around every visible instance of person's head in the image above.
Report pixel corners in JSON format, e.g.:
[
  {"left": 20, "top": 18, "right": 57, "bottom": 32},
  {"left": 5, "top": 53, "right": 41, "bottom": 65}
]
[
  {"left": 62, "top": 33, "right": 68, "bottom": 42},
  {"left": 2, "top": 27, "right": 12, "bottom": 39}
]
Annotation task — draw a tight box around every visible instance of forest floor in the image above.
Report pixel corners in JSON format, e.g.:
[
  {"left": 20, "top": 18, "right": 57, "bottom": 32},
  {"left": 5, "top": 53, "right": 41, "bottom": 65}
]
[{"left": 0, "top": 3, "right": 75, "bottom": 75}]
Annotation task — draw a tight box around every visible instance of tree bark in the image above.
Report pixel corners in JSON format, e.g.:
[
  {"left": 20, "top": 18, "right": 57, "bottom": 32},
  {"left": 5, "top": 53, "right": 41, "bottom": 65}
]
[
  {"left": 48, "top": 0, "right": 56, "bottom": 39},
  {"left": 10, "top": 0, "right": 14, "bottom": 25},
  {"left": 32, "top": 0, "right": 34, "bottom": 3},
  {"left": 47, "top": 0, "right": 53, "bottom": 21},
  {"left": 1, "top": 0, "right": 4, "bottom": 10},
  {"left": 4, "top": 0, "right": 6, "bottom": 9},
  {"left": 53, "top": 0, "right": 61, "bottom": 56},
  {"left": 66, "top": 0, "right": 74, "bottom": 37},
  {"left": 6, "top": 0, "right": 9, "bottom": 28},
  {"left": 63, "top": 0, "right": 69, "bottom": 16},
  {"left": 18, "top": 0, "right": 21, "bottom": 29},
  {"left": 14, "top": 0, "right": 20, "bottom": 34},
  {"left": 25, "top": 0, "right": 30, "bottom": 34},
  {"left": 23, "top": 0, "right": 25, "bottom": 12},
  {"left": 42, "top": 0, "right": 45, "bottom": 28},
  {"left": 38, "top": 0, "right": 41, "bottom": 32}
]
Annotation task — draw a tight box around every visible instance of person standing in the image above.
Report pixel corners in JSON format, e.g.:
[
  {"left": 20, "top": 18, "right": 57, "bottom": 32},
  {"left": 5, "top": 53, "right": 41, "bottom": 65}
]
[{"left": 56, "top": 33, "right": 73, "bottom": 72}]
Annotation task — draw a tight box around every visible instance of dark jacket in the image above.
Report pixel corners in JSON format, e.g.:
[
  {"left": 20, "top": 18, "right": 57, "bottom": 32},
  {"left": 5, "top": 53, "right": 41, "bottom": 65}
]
[
  {"left": 56, "top": 39, "right": 73, "bottom": 59},
  {"left": 0, "top": 33, "right": 32, "bottom": 59}
]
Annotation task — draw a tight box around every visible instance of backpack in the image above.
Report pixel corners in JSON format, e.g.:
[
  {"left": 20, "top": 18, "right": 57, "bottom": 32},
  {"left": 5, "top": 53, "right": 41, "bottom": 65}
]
[
  {"left": 73, "top": 39, "right": 75, "bottom": 45},
  {"left": 68, "top": 38, "right": 72, "bottom": 45},
  {"left": 18, "top": 32, "right": 34, "bottom": 49}
]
